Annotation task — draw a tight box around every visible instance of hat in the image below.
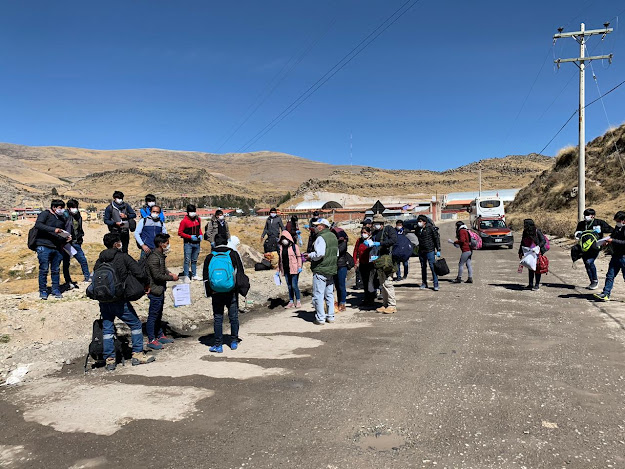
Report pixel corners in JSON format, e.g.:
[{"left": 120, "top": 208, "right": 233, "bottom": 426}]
[
  {"left": 363, "top": 218, "right": 372, "bottom": 224},
  {"left": 313, "top": 218, "right": 331, "bottom": 227},
  {"left": 372, "top": 214, "right": 385, "bottom": 223}
]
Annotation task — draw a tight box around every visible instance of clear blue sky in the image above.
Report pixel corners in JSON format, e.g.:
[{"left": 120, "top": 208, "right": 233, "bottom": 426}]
[{"left": 1, "top": 0, "right": 624, "bottom": 170}]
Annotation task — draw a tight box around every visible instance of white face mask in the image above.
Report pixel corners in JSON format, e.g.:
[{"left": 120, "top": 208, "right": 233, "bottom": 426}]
[
  {"left": 54, "top": 208, "right": 64, "bottom": 216},
  {"left": 114, "top": 198, "right": 123, "bottom": 205},
  {"left": 616, "top": 222, "right": 624, "bottom": 228},
  {"left": 163, "top": 244, "right": 171, "bottom": 254},
  {"left": 218, "top": 216, "right": 224, "bottom": 221},
  {"left": 188, "top": 212, "right": 197, "bottom": 218},
  {"left": 270, "top": 213, "right": 277, "bottom": 218},
  {"left": 151, "top": 213, "right": 160, "bottom": 220},
  {"left": 418, "top": 222, "right": 425, "bottom": 228},
  {"left": 115, "top": 243, "right": 123, "bottom": 251},
  {"left": 584, "top": 216, "right": 593, "bottom": 222},
  {"left": 70, "top": 208, "right": 79, "bottom": 215},
  {"left": 362, "top": 233, "right": 369, "bottom": 239},
  {"left": 281, "top": 239, "right": 289, "bottom": 246},
  {"left": 373, "top": 224, "right": 382, "bottom": 230},
  {"left": 147, "top": 202, "right": 156, "bottom": 207}
]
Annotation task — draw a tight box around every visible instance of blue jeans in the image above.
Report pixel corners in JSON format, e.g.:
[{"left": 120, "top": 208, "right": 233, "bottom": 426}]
[
  {"left": 37, "top": 246, "right": 62, "bottom": 294},
  {"left": 183, "top": 242, "right": 201, "bottom": 277},
  {"left": 334, "top": 266, "right": 348, "bottom": 305},
  {"left": 62, "top": 244, "right": 91, "bottom": 283},
  {"left": 396, "top": 260, "right": 409, "bottom": 278},
  {"left": 285, "top": 273, "right": 301, "bottom": 302},
  {"left": 602, "top": 256, "right": 625, "bottom": 296},
  {"left": 582, "top": 253, "right": 598, "bottom": 282},
  {"left": 147, "top": 293, "right": 165, "bottom": 341},
  {"left": 419, "top": 251, "right": 438, "bottom": 287},
  {"left": 212, "top": 292, "right": 239, "bottom": 346},
  {"left": 99, "top": 301, "right": 144, "bottom": 359},
  {"left": 312, "top": 273, "right": 334, "bottom": 323}
]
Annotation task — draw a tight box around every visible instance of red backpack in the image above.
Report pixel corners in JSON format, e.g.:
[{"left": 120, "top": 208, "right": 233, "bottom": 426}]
[{"left": 537, "top": 254, "right": 549, "bottom": 274}]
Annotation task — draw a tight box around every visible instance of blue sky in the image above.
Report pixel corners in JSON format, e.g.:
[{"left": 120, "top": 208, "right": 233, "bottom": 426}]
[{"left": 1, "top": 0, "right": 624, "bottom": 170}]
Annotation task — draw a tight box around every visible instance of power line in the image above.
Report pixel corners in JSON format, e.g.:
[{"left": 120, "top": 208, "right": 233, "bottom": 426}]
[{"left": 236, "top": 0, "right": 423, "bottom": 153}]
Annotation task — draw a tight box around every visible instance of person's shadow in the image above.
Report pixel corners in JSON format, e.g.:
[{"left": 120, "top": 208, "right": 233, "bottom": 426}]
[{"left": 489, "top": 283, "right": 529, "bottom": 291}]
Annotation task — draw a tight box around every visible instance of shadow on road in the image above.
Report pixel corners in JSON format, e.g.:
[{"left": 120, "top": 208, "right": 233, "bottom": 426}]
[
  {"left": 197, "top": 334, "right": 240, "bottom": 346},
  {"left": 489, "top": 283, "right": 527, "bottom": 291},
  {"left": 541, "top": 282, "right": 576, "bottom": 290}
]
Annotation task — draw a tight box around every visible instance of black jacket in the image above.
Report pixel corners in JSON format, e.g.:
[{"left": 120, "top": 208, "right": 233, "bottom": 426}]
[
  {"left": 35, "top": 210, "right": 66, "bottom": 249},
  {"left": 203, "top": 246, "right": 250, "bottom": 297},
  {"left": 65, "top": 211, "right": 85, "bottom": 245},
  {"left": 518, "top": 229, "right": 547, "bottom": 257},
  {"left": 333, "top": 228, "right": 349, "bottom": 269},
  {"left": 93, "top": 248, "right": 147, "bottom": 285},
  {"left": 372, "top": 225, "right": 397, "bottom": 257},
  {"left": 609, "top": 225, "right": 625, "bottom": 257},
  {"left": 262, "top": 216, "right": 284, "bottom": 240},
  {"left": 575, "top": 218, "right": 613, "bottom": 236},
  {"left": 415, "top": 224, "right": 440, "bottom": 253}
]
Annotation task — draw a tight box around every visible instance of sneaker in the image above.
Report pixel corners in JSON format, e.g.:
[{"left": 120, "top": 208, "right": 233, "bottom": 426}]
[
  {"left": 67, "top": 282, "right": 77, "bottom": 290},
  {"left": 39, "top": 291, "right": 48, "bottom": 300},
  {"left": 419, "top": 284, "right": 428, "bottom": 290},
  {"left": 326, "top": 318, "right": 335, "bottom": 323},
  {"left": 376, "top": 306, "right": 389, "bottom": 313},
  {"left": 157, "top": 335, "right": 174, "bottom": 344},
  {"left": 183, "top": 276, "right": 191, "bottom": 284},
  {"left": 192, "top": 275, "right": 202, "bottom": 281},
  {"left": 147, "top": 339, "right": 163, "bottom": 350},
  {"left": 51, "top": 291, "right": 63, "bottom": 299},
  {"left": 452, "top": 278, "right": 462, "bottom": 284},
  {"left": 209, "top": 344, "right": 223, "bottom": 353},
  {"left": 588, "top": 281, "right": 599, "bottom": 290},
  {"left": 105, "top": 357, "right": 116, "bottom": 371},
  {"left": 433, "top": 286, "right": 439, "bottom": 292},
  {"left": 131, "top": 352, "right": 155, "bottom": 366},
  {"left": 383, "top": 306, "right": 397, "bottom": 314},
  {"left": 285, "top": 301, "right": 295, "bottom": 309},
  {"left": 230, "top": 341, "right": 238, "bottom": 350},
  {"left": 465, "top": 278, "right": 473, "bottom": 284},
  {"left": 295, "top": 301, "right": 302, "bottom": 308},
  {"left": 526, "top": 284, "right": 534, "bottom": 290},
  {"left": 593, "top": 292, "right": 610, "bottom": 301},
  {"left": 532, "top": 285, "right": 540, "bottom": 291},
  {"left": 313, "top": 320, "right": 325, "bottom": 326},
  {"left": 338, "top": 304, "right": 346, "bottom": 312}
]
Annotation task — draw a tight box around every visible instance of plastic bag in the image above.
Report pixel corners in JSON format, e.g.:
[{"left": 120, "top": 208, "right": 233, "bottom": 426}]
[{"left": 520, "top": 246, "right": 538, "bottom": 271}]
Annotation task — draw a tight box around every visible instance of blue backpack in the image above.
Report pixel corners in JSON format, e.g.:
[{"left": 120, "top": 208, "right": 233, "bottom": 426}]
[
  {"left": 209, "top": 251, "right": 236, "bottom": 293},
  {"left": 392, "top": 234, "right": 413, "bottom": 262}
]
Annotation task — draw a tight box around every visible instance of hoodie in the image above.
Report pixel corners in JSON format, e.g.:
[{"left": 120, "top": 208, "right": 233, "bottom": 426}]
[{"left": 278, "top": 230, "right": 302, "bottom": 275}]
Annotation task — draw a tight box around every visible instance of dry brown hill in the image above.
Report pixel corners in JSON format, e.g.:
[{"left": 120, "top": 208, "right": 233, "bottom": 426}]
[{"left": 507, "top": 123, "right": 625, "bottom": 236}]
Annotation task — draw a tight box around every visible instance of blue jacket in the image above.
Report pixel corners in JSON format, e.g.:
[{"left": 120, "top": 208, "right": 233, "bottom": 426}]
[
  {"left": 140, "top": 206, "right": 166, "bottom": 223},
  {"left": 134, "top": 217, "right": 167, "bottom": 249}
]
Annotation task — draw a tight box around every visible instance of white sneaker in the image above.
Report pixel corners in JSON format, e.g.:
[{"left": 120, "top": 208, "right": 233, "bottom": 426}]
[
  {"left": 183, "top": 276, "right": 191, "bottom": 284},
  {"left": 192, "top": 276, "right": 202, "bottom": 281}
]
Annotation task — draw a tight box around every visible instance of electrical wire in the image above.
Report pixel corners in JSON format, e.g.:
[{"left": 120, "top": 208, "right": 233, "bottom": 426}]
[{"left": 236, "top": 0, "right": 423, "bottom": 153}]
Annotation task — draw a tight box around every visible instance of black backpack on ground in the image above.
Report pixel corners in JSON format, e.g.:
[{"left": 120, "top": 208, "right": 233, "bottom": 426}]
[
  {"left": 83, "top": 318, "right": 125, "bottom": 372},
  {"left": 86, "top": 262, "right": 123, "bottom": 303}
]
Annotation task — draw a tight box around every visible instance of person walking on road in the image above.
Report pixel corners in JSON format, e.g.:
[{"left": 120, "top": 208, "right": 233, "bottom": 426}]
[
  {"left": 203, "top": 233, "right": 250, "bottom": 353},
  {"left": 145, "top": 233, "right": 178, "bottom": 351},
  {"left": 134, "top": 204, "right": 167, "bottom": 260},
  {"left": 94, "top": 233, "right": 155, "bottom": 371},
  {"left": 103, "top": 191, "right": 137, "bottom": 254},
  {"left": 354, "top": 226, "right": 374, "bottom": 306},
  {"left": 205, "top": 209, "right": 230, "bottom": 249},
  {"left": 575, "top": 208, "right": 613, "bottom": 290},
  {"left": 278, "top": 230, "right": 303, "bottom": 309},
  {"left": 452, "top": 221, "right": 473, "bottom": 284},
  {"left": 594, "top": 211, "right": 625, "bottom": 301},
  {"left": 305, "top": 218, "right": 338, "bottom": 325},
  {"left": 415, "top": 214, "right": 441, "bottom": 291},
  {"left": 367, "top": 214, "right": 398, "bottom": 314},
  {"left": 178, "top": 204, "right": 203, "bottom": 281},
  {"left": 518, "top": 218, "right": 547, "bottom": 291},
  {"left": 261, "top": 207, "right": 284, "bottom": 253}
]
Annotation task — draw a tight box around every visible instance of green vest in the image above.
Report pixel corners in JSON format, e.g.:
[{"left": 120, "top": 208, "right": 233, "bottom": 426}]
[{"left": 311, "top": 229, "right": 339, "bottom": 277}]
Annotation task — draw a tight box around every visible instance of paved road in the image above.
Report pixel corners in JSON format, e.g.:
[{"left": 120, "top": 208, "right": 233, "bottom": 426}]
[{"left": 2, "top": 222, "right": 625, "bottom": 469}]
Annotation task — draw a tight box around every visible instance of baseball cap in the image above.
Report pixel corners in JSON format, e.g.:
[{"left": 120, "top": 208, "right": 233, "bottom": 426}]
[{"left": 312, "top": 218, "right": 331, "bottom": 227}]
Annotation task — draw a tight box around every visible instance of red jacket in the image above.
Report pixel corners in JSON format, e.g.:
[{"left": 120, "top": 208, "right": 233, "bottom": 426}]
[
  {"left": 353, "top": 237, "right": 371, "bottom": 266},
  {"left": 178, "top": 216, "right": 203, "bottom": 242},
  {"left": 456, "top": 228, "right": 471, "bottom": 252}
]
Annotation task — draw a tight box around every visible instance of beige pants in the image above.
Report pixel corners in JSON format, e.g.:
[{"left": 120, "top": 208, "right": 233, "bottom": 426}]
[{"left": 378, "top": 269, "right": 396, "bottom": 307}]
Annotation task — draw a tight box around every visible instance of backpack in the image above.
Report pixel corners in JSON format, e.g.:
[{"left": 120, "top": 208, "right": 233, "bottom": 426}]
[
  {"left": 579, "top": 230, "right": 599, "bottom": 253},
  {"left": 83, "top": 318, "right": 125, "bottom": 372},
  {"left": 86, "top": 262, "right": 123, "bottom": 303},
  {"left": 392, "top": 234, "right": 413, "bottom": 262},
  {"left": 468, "top": 230, "right": 482, "bottom": 250},
  {"left": 537, "top": 254, "right": 549, "bottom": 274},
  {"left": 27, "top": 226, "right": 38, "bottom": 251},
  {"left": 208, "top": 251, "right": 236, "bottom": 293},
  {"left": 540, "top": 231, "right": 550, "bottom": 251}
]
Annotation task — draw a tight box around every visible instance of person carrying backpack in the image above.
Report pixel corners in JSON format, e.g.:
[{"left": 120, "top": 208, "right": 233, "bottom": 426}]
[
  {"left": 145, "top": 233, "right": 178, "bottom": 350},
  {"left": 103, "top": 191, "right": 137, "bottom": 254},
  {"left": 134, "top": 204, "right": 167, "bottom": 260},
  {"left": 178, "top": 204, "right": 203, "bottom": 282},
  {"left": 574, "top": 208, "right": 613, "bottom": 290},
  {"left": 203, "top": 233, "right": 250, "bottom": 353},
  {"left": 415, "top": 214, "right": 441, "bottom": 291},
  {"left": 277, "top": 230, "right": 303, "bottom": 309},
  {"left": 593, "top": 211, "right": 625, "bottom": 301},
  {"left": 93, "top": 233, "right": 154, "bottom": 371},
  {"left": 452, "top": 221, "right": 473, "bottom": 284},
  {"left": 518, "top": 218, "right": 547, "bottom": 291},
  {"left": 366, "top": 214, "right": 398, "bottom": 314}
]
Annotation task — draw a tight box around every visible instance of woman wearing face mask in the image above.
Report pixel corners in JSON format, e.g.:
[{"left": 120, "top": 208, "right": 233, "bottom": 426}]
[
  {"left": 354, "top": 227, "right": 374, "bottom": 305},
  {"left": 277, "top": 230, "right": 303, "bottom": 308},
  {"left": 134, "top": 205, "right": 167, "bottom": 260},
  {"left": 205, "top": 209, "right": 230, "bottom": 249},
  {"left": 518, "top": 218, "right": 547, "bottom": 291},
  {"left": 178, "top": 204, "right": 203, "bottom": 282}
]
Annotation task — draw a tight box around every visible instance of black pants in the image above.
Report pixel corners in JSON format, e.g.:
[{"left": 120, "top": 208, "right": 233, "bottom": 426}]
[
  {"left": 120, "top": 231, "right": 130, "bottom": 254},
  {"left": 529, "top": 270, "right": 541, "bottom": 286}
]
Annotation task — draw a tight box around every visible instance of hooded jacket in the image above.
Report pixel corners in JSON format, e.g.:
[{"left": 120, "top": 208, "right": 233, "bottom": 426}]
[
  {"left": 332, "top": 227, "right": 349, "bottom": 269},
  {"left": 262, "top": 215, "right": 284, "bottom": 240},
  {"left": 179, "top": 215, "right": 203, "bottom": 243},
  {"left": 455, "top": 226, "right": 471, "bottom": 253},
  {"left": 93, "top": 248, "right": 148, "bottom": 287},
  {"left": 415, "top": 222, "right": 440, "bottom": 253},
  {"left": 278, "top": 230, "right": 302, "bottom": 275},
  {"left": 65, "top": 210, "right": 85, "bottom": 245}
]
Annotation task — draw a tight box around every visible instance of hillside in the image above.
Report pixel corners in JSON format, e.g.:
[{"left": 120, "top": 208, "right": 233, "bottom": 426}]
[
  {"left": 507, "top": 123, "right": 625, "bottom": 236},
  {"left": 0, "top": 143, "right": 553, "bottom": 208}
]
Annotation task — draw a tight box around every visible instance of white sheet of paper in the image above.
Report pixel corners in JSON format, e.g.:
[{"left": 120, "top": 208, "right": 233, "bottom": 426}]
[
  {"left": 597, "top": 237, "right": 611, "bottom": 247},
  {"left": 274, "top": 272, "right": 281, "bottom": 286},
  {"left": 172, "top": 284, "right": 192, "bottom": 307}
]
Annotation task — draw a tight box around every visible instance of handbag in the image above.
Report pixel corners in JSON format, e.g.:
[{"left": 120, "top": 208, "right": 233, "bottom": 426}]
[
  {"left": 123, "top": 274, "right": 146, "bottom": 301},
  {"left": 345, "top": 252, "right": 355, "bottom": 270},
  {"left": 433, "top": 258, "right": 450, "bottom": 276}
]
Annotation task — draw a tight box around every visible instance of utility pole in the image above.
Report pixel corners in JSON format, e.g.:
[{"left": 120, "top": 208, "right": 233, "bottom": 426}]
[
  {"left": 478, "top": 166, "right": 482, "bottom": 196},
  {"left": 554, "top": 23, "right": 613, "bottom": 221}
]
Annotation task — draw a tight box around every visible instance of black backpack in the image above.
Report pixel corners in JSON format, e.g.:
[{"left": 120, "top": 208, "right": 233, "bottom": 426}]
[
  {"left": 86, "top": 262, "right": 123, "bottom": 303},
  {"left": 27, "top": 226, "right": 38, "bottom": 251},
  {"left": 83, "top": 318, "right": 125, "bottom": 372},
  {"left": 393, "top": 234, "right": 413, "bottom": 262}
]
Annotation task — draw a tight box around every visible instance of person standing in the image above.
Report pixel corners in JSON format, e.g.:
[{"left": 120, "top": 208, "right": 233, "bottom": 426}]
[
  {"left": 367, "top": 214, "right": 398, "bottom": 314},
  {"left": 34, "top": 200, "right": 70, "bottom": 300},
  {"left": 261, "top": 207, "right": 284, "bottom": 253},
  {"left": 203, "top": 233, "right": 250, "bottom": 353},
  {"left": 134, "top": 204, "right": 167, "bottom": 260},
  {"left": 395, "top": 220, "right": 409, "bottom": 281},
  {"left": 140, "top": 194, "right": 166, "bottom": 223},
  {"left": 415, "top": 214, "right": 441, "bottom": 291},
  {"left": 594, "top": 211, "right": 625, "bottom": 301},
  {"left": 178, "top": 204, "right": 203, "bottom": 281},
  {"left": 518, "top": 218, "right": 547, "bottom": 291},
  {"left": 61, "top": 199, "right": 91, "bottom": 289},
  {"left": 354, "top": 226, "right": 374, "bottom": 306},
  {"left": 103, "top": 191, "right": 137, "bottom": 254},
  {"left": 452, "top": 221, "right": 473, "bottom": 284},
  {"left": 278, "top": 230, "right": 303, "bottom": 308},
  {"left": 332, "top": 224, "right": 349, "bottom": 312},
  {"left": 145, "top": 233, "right": 178, "bottom": 350},
  {"left": 575, "top": 208, "right": 613, "bottom": 290},
  {"left": 205, "top": 209, "right": 230, "bottom": 248},
  {"left": 305, "top": 218, "right": 338, "bottom": 325}
]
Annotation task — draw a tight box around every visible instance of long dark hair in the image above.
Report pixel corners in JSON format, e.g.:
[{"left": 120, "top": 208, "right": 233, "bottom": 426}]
[{"left": 522, "top": 218, "right": 538, "bottom": 242}]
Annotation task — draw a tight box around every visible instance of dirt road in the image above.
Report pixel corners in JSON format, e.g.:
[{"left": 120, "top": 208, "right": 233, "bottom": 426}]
[{"left": 1, "top": 222, "right": 625, "bottom": 468}]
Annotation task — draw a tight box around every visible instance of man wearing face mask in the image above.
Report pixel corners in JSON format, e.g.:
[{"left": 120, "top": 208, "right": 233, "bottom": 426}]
[
  {"left": 179, "top": 204, "right": 203, "bottom": 281},
  {"left": 261, "top": 207, "right": 284, "bottom": 253},
  {"left": 366, "top": 214, "right": 398, "bottom": 314},
  {"left": 146, "top": 233, "right": 179, "bottom": 350},
  {"left": 61, "top": 199, "right": 91, "bottom": 289},
  {"left": 574, "top": 208, "right": 613, "bottom": 290},
  {"left": 140, "top": 194, "right": 166, "bottom": 223},
  {"left": 34, "top": 199, "right": 72, "bottom": 300},
  {"left": 205, "top": 209, "right": 230, "bottom": 249},
  {"left": 134, "top": 204, "right": 167, "bottom": 260},
  {"left": 594, "top": 211, "right": 625, "bottom": 302},
  {"left": 103, "top": 190, "right": 137, "bottom": 254},
  {"left": 415, "top": 214, "right": 441, "bottom": 291}
]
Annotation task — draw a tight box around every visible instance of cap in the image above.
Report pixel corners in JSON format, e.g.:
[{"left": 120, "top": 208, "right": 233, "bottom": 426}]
[
  {"left": 312, "top": 218, "right": 331, "bottom": 227},
  {"left": 372, "top": 214, "right": 385, "bottom": 223}
]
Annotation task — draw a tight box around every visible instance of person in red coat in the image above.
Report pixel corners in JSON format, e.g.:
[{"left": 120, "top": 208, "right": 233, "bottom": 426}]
[
  {"left": 353, "top": 226, "right": 374, "bottom": 305},
  {"left": 178, "top": 204, "right": 203, "bottom": 281},
  {"left": 452, "top": 221, "right": 473, "bottom": 284}
]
